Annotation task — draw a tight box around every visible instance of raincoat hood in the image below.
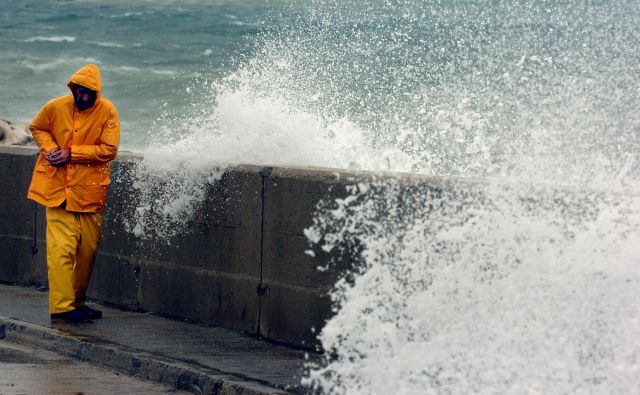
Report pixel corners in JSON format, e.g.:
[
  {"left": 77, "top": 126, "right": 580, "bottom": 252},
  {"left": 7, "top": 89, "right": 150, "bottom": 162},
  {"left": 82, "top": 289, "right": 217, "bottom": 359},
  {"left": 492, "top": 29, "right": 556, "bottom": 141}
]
[{"left": 67, "top": 64, "right": 101, "bottom": 95}]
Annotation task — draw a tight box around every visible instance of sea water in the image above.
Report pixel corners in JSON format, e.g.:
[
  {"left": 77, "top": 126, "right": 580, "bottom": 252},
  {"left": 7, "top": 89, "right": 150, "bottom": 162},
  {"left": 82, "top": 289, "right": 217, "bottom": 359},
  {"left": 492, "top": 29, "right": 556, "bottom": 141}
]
[
  {"left": 1, "top": 0, "right": 275, "bottom": 148},
  {"left": 4, "top": 1, "right": 640, "bottom": 393}
]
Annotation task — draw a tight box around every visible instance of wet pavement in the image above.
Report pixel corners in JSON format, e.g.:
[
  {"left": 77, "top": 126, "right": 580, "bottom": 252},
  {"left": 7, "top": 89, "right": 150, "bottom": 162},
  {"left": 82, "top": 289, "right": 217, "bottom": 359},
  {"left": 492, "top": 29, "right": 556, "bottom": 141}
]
[
  {"left": 0, "top": 284, "right": 317, "bottom": 394},
  {"left": 0, "top": 340, "right": 188, "bottom": 394}
]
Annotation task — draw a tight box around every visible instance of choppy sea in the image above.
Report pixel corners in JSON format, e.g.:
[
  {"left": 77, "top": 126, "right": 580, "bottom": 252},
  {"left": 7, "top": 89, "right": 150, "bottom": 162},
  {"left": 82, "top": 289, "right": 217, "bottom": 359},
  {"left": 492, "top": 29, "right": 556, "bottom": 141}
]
[
  {"left": 3, "top": 1, "right": 640, "bottom": 394},
  {"left": 1, "top": 0, "right": 277, "bottom": 148}
]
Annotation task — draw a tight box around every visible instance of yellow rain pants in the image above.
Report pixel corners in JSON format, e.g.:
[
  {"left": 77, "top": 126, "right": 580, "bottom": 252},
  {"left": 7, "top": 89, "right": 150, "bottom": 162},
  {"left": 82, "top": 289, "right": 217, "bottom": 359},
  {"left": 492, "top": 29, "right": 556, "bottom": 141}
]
[{"left": 46, "top": 207, "right": 103, "bottom": 314}]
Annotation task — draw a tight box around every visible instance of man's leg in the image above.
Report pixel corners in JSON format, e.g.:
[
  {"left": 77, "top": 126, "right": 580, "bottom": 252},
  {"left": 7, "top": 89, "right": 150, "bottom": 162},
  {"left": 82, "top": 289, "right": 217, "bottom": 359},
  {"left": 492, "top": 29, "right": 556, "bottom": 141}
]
[
  {"left": 73, "top": 212, "right": 103, "bottom": 307},
  {"left": 46, "top": 207, "right": 80, "bottom": 314}
]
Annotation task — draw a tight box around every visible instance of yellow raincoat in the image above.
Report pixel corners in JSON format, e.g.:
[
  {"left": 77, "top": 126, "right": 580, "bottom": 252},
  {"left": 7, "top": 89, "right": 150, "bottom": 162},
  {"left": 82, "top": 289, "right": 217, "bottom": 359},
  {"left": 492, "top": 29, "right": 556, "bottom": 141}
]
[
  {"left": 27, "top": 64, "right": 120, "bottom": 314},
  {"left": 27, "top": 64, "right": 120, "bottom": 213}
]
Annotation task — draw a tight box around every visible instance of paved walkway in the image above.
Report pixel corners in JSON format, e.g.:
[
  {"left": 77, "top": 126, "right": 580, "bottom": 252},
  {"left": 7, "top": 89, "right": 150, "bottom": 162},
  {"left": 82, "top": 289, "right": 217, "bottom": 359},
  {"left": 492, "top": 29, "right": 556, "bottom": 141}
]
[
  {"left": 0, "top": 284, "right": 317, "bottom": 394},
  {"left": 0, "top": 340, "right": 189, "bottom": 394}
]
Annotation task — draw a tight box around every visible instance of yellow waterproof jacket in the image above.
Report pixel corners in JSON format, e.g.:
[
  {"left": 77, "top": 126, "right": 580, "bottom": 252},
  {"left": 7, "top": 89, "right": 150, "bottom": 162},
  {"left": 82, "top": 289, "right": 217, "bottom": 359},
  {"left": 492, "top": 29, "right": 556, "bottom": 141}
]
[{"left": 27, "top": 64, "right": 120, "bottom": 213}]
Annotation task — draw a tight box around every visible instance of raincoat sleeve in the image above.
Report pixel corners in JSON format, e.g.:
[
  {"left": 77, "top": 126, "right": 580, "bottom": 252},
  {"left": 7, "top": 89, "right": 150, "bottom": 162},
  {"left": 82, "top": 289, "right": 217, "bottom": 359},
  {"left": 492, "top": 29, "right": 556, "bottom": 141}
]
[
  {"left": 30, "top": 103, "right": 59, "bottom": 153},
  {"left": 71, "top": 107, "right": 120, "bottom": 163}
]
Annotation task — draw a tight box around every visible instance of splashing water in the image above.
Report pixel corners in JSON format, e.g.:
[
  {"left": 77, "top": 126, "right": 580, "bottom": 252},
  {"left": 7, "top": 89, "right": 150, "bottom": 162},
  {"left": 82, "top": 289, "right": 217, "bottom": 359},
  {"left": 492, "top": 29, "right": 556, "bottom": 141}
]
[
  {"left": 130, "top": 1, "right": 640, "bottom": 393},
  {"left": 292, "top": 2, "right": 638, "bottom": 393},
  {"left": 304, "top": 180, "right": 640, "bottom": 394}
]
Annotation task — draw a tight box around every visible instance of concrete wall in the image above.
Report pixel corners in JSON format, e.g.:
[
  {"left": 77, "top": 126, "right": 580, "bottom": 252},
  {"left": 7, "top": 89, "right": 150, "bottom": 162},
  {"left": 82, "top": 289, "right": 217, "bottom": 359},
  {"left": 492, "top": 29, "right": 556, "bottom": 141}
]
[
  {"left": 0, "top": 145, "right": 371, "bottom": 349},
  {"left": 0, "top": 146, "right": 483, "bottom": 349}
]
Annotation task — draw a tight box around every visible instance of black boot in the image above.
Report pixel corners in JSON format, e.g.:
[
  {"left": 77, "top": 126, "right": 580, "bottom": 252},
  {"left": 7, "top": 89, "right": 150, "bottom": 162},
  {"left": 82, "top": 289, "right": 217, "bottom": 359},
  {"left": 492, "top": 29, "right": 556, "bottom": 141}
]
[
  {"left": 50, "top": 309, "right": 94, "bottom": 324},
  {"left": 77, "top": 305, "right": 103, "bottom": 320}
]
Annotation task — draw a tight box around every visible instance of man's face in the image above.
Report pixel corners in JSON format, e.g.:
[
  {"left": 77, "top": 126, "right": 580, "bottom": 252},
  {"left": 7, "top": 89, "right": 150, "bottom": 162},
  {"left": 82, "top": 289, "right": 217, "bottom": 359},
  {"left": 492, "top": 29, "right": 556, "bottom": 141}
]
[{"left": 72, "top": 84, "right": 97, "bottom": 111}]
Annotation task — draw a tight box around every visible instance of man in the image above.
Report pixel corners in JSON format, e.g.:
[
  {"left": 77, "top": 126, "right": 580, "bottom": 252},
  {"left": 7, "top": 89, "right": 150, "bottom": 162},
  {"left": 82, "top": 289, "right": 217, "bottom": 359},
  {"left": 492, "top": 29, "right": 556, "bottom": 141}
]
[{"left": 27, "top": 64, "right": 120, "bottom": 324}]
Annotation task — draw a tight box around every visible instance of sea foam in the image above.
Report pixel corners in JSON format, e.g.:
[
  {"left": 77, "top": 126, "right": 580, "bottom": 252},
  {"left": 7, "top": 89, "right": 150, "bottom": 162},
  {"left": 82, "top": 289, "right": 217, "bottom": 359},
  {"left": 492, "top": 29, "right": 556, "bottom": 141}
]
[{"left": 24, "top": 36, "right": 76, "bottom": 43}]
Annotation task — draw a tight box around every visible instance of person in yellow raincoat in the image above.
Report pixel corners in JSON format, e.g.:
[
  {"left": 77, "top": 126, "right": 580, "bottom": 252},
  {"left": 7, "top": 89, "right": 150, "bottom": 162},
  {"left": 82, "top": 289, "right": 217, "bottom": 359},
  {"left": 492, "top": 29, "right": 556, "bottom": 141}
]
[{"left": 27, "top": 64, "right": 120, "bottom": 324}]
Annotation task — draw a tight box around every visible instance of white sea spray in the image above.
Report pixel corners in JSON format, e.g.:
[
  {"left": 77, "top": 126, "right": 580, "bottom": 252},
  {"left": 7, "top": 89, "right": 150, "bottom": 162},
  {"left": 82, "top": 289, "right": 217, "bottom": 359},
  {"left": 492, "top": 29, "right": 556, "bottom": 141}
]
[
  {"left": 304, "top": 180, "right": 640, "bottom": 394},
  {"left": 119, "top": 1, "right": 640, "bottom": 392},
  {"left": 291, "top": 1, "right": 639, "bottom": 393},
  {"left": 128, "top": 66, "right": 418, "bottom": 240}
]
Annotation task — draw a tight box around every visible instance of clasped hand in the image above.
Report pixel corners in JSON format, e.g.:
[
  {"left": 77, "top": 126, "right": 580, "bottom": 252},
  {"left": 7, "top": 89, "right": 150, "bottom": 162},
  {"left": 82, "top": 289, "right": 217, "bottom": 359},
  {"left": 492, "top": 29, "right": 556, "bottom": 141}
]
[{"left": 46, "top": 148, "right": 71, "bottom": 167}]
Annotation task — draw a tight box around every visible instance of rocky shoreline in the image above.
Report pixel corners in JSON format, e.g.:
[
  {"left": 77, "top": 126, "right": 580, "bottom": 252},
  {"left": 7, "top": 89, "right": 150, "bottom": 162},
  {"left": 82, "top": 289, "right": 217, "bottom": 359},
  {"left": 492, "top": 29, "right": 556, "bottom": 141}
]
[{"left": 0, "top": 119, "right": 34, "bottom": 145}]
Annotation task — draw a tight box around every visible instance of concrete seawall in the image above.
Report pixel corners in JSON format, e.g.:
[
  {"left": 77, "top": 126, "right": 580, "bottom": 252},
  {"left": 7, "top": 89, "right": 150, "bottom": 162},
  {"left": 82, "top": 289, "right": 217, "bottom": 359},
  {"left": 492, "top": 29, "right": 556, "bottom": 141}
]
[
  {"left": 0, "top": 145, "right": 372, "bottom": 349},
  {"left": 0, "top": 145, "right": 478, "bottom": 349}
]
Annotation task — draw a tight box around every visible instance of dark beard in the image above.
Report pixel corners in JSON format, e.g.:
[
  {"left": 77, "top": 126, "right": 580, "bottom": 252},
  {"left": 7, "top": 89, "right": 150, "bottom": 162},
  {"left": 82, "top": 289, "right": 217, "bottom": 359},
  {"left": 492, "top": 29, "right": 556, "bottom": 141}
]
[{"left": 74, "top": 96, "right": 95, "bottom": 111}]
